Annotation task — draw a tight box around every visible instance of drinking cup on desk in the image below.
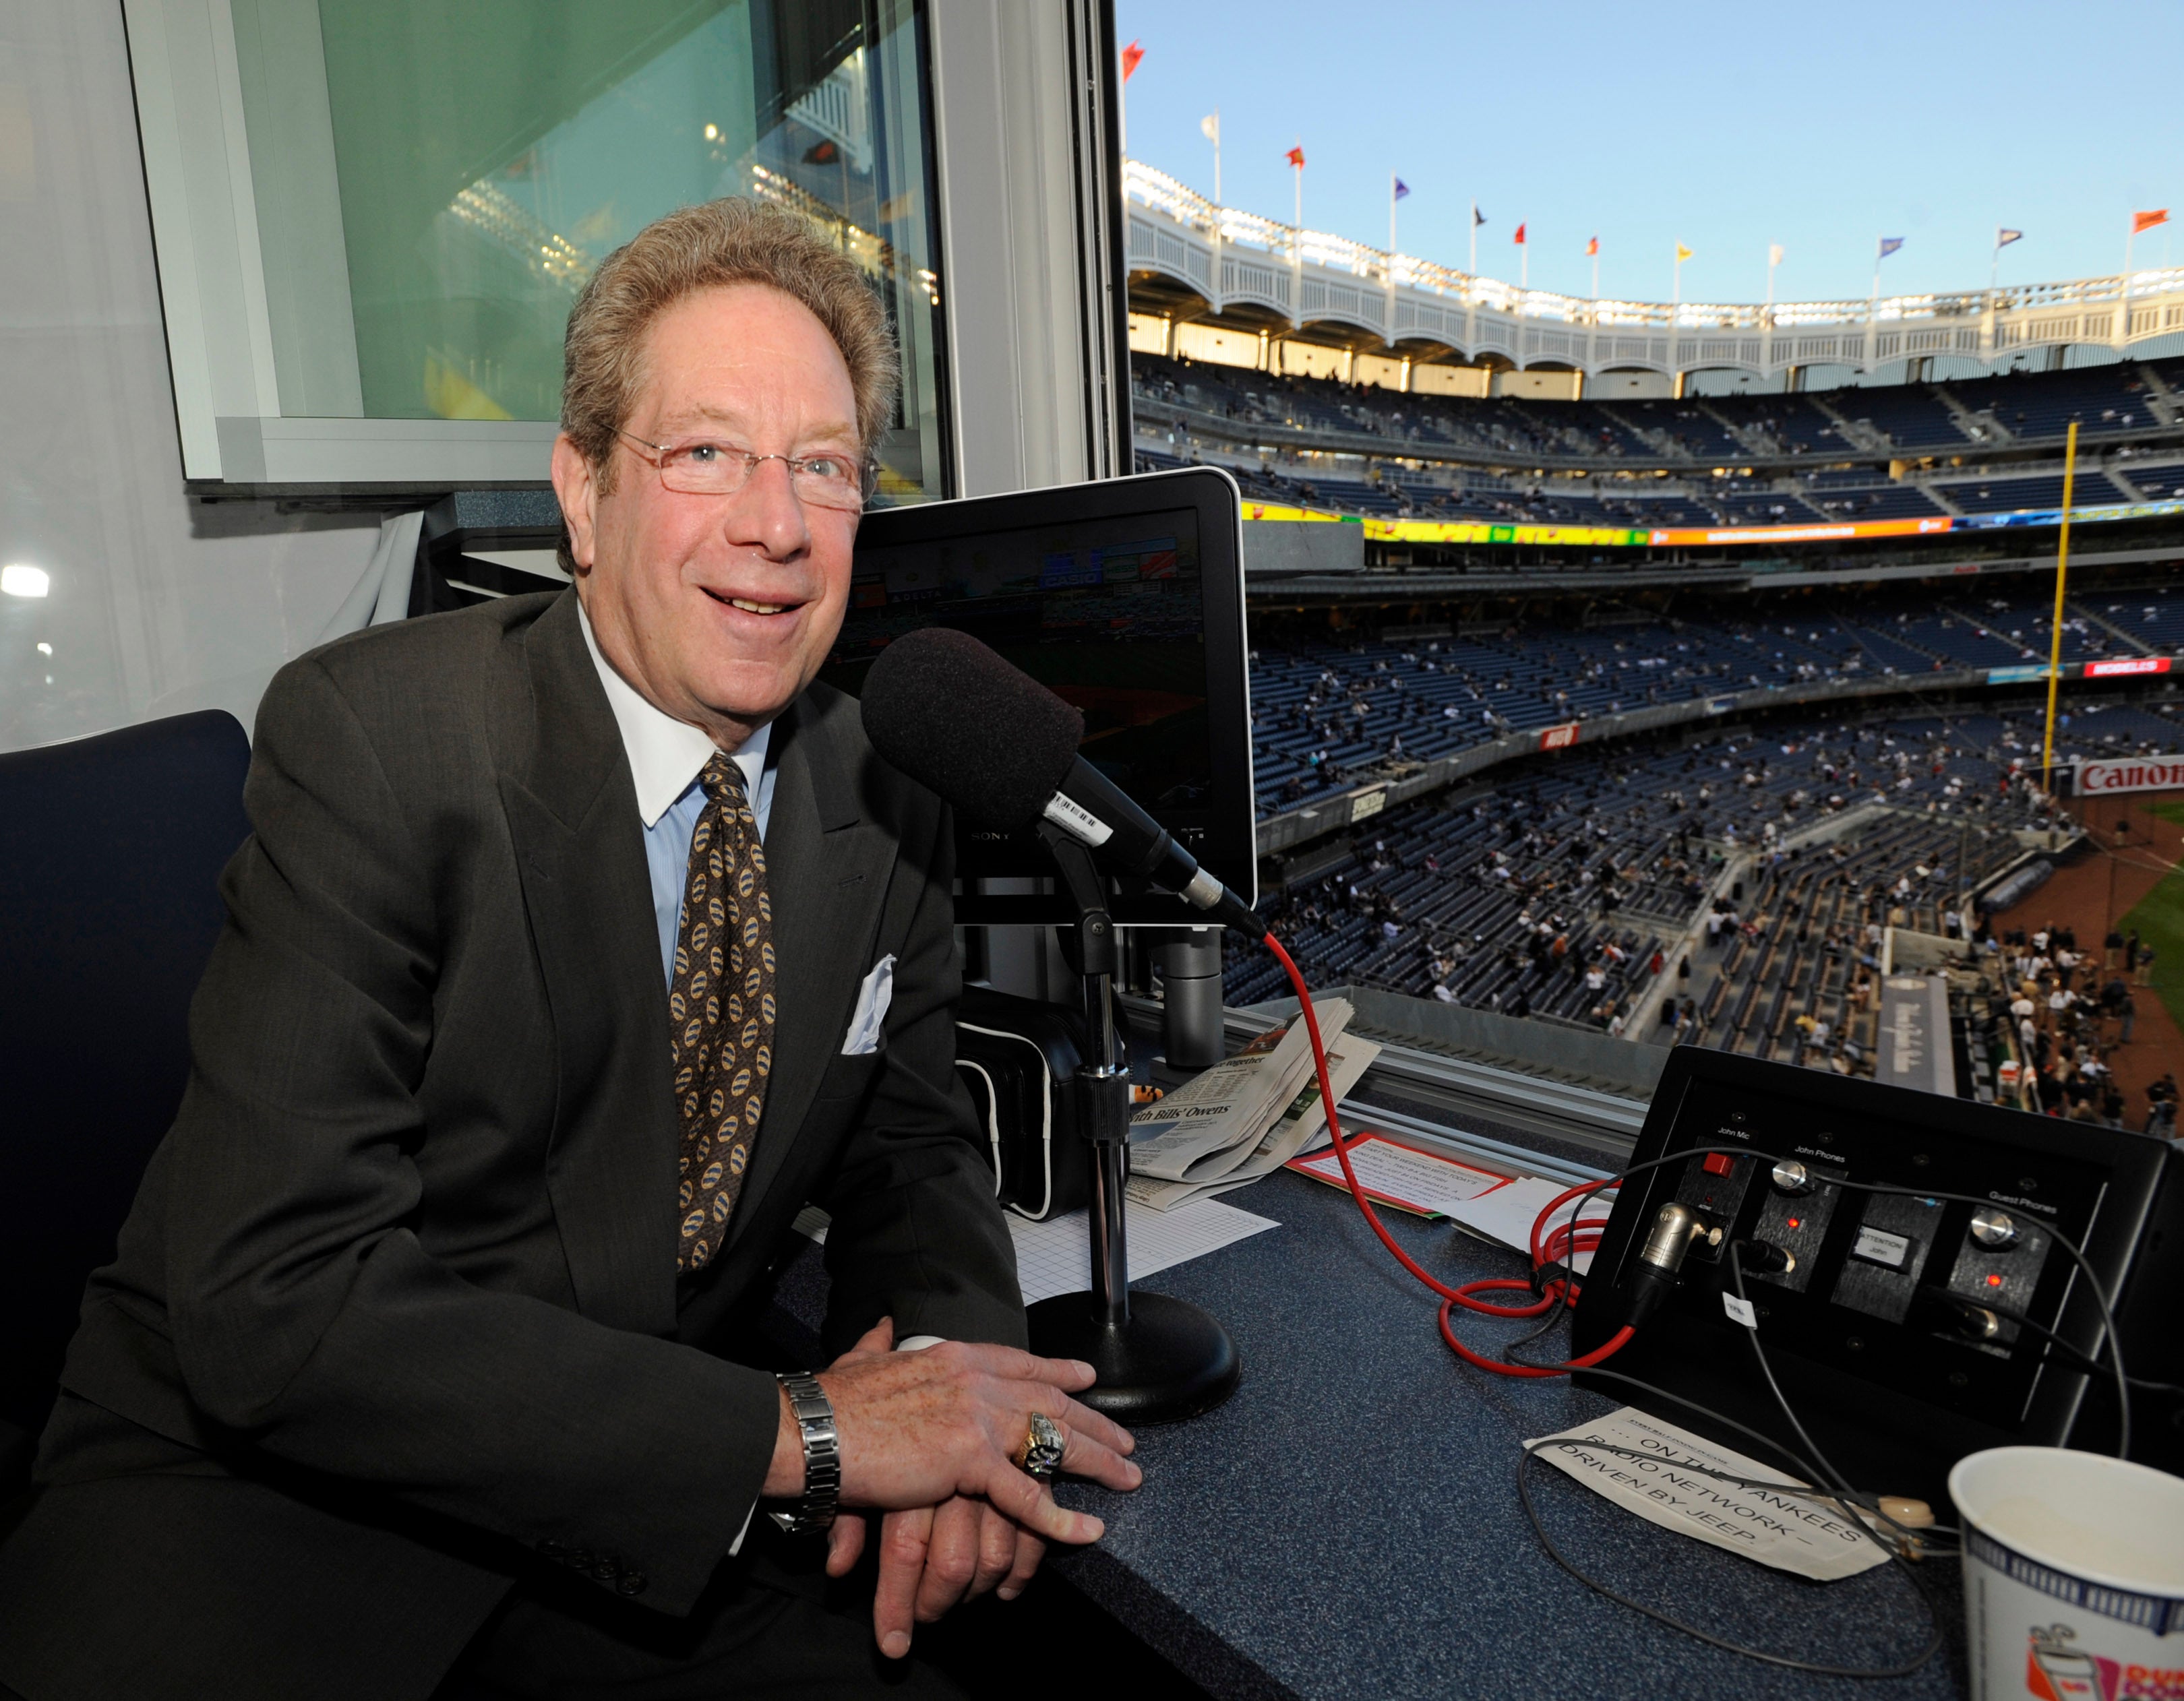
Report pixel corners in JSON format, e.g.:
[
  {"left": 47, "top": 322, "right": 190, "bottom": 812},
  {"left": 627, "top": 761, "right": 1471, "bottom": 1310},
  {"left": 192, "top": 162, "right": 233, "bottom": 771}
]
[{"left": 1949, "top": 1446, "right": 2184, "bottom": 1701}]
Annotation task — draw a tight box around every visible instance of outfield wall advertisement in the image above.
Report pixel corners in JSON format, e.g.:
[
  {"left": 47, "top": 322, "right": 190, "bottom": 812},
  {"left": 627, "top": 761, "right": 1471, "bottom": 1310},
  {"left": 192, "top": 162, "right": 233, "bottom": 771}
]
[{"left": 2076, "top": 756, "right": 2184, "bottom": 795}]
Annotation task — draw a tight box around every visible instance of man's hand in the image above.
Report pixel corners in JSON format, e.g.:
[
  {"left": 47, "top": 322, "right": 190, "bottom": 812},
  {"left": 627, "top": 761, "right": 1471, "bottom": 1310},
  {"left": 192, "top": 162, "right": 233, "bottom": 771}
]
[
  {"left": 825, "top": 1497, "right": 1045, "bottom": 1659},
  {"left": 778, "top": 1318, "right": 1138, "bottom": 1659}
]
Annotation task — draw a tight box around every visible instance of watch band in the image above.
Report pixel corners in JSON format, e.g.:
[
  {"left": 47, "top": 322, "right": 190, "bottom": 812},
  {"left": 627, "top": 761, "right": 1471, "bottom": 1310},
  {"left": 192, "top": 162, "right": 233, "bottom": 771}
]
[{"left": 768, "top": 1372, "right": 840, "bottom": 1535}]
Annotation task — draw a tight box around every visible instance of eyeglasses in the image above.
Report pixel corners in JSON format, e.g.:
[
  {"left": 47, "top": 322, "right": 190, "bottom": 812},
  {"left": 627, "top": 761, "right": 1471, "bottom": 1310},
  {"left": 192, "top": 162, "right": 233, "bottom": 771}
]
[{"left": 617, "top": 429, "right": 872, "bottom": 512}]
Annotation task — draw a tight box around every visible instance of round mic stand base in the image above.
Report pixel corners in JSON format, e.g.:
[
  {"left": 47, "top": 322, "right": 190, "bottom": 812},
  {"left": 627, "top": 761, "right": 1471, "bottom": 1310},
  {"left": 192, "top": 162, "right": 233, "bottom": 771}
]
[
  {"left": 1027, "top": 1289, "right": 1240, "bottom": 1425},
  {"left": 1025, "top": 826, "right": 1241, "bottom": 1427}
]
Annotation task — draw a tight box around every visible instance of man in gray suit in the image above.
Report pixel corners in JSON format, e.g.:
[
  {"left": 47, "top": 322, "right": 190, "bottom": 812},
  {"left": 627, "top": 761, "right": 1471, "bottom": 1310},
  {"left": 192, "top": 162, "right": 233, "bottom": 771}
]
[{"left": 0, "top": 199, "right": 1137, "bottom": 1701}]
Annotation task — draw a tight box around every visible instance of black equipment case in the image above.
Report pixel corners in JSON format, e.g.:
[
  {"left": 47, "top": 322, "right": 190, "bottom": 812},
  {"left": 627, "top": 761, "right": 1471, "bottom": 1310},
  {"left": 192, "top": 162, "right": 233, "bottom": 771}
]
[{"left": 954, "top": 985, "right": 1112, "bottom": 1221}]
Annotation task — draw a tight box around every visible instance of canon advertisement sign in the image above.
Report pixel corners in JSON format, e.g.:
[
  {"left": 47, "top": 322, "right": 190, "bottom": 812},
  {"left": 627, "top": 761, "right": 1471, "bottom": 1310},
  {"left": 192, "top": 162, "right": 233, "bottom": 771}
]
[{"left": 2077, "top": 756, "right": 2184, "bottom": 795}]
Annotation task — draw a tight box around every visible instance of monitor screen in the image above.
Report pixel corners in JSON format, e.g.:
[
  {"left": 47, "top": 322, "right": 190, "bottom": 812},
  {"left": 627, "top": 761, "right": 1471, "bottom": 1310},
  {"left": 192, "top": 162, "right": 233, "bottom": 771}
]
[{"left": 822, "top": 468, "right": 1253, "bottom": 924}]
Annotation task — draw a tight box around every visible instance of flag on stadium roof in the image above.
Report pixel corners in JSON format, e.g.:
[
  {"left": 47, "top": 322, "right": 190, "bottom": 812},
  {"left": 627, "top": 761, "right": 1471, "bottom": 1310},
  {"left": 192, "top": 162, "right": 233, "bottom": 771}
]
[
  {"left": 1120, "top": 40, "right": 1143, "bottom": 80},
  {"left": 1285, "top": 145, "right": 1304, "bottom": 168},
  {"left": 2133, "top": 209, "right": 2168, "bottom": 235},
  {"left": 1472, "top": 204, "right": 1485, "bottom": 227},
  {"left": 1513, "top": 222, "right": 1526, "bottom": 245},
  {"left": 1393, "top": 179, "right": 1410, "bottom": 202},
  {"left": 1675, "top": 243, "right": 1693, "bottom": 263},
  {"left": 1769, "top": 243, "right": 1784, "bottom": 266},
  {"left": 1585, "top": 236, "right": 1598, "bottom": 256},
  {"left": 1200, "top": 113, "right": 1219, "bottom": 144},
  {"left": 1878, "top": 237, "right": 1904, "bottom": 259},
  {"left": 1996, "top": 228, "right": 2023, "bottom": 249}
]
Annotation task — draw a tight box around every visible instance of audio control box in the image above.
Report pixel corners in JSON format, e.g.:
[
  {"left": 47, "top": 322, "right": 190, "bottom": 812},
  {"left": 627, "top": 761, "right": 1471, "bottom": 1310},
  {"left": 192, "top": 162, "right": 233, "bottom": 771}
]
[{"left": 1571, "top": 1049, "right": 2181, "bottom": 1504}]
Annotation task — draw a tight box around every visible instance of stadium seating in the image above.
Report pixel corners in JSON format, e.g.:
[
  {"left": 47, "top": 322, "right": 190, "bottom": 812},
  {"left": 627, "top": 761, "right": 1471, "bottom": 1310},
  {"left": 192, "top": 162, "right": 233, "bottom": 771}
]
[
  {"left": 1237, "top": 578, "right": 2176, "bottom": 816},
  {"left": 1132, "top": 351, "right": 2184, "bottom": 483},
  {"left": 1230, "top": 700, "right": 2184, "bottom": 1070}
]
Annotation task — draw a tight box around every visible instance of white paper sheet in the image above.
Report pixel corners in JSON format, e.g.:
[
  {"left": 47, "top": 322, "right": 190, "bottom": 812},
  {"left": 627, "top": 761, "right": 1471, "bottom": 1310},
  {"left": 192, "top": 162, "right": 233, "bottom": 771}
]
[
  {"left": 1004, "top": 1197, "right": 1280, "bottom": 1303},
  {"left": 1445, "top": 1174, "right": 1614, "bottom": 1276},
  {"left": 1524, "top": 1406, "right": 1890, "bottom": 1581},
  {"left": 793, "top": 1197, "right": 1279, "bottom": 1305}
]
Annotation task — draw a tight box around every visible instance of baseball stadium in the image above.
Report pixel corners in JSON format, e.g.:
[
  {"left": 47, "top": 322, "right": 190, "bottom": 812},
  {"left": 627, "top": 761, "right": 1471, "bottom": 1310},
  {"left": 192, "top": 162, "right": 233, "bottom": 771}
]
[{"left": 1119, "top": 158, "right": 2184, "bottom": 1129}]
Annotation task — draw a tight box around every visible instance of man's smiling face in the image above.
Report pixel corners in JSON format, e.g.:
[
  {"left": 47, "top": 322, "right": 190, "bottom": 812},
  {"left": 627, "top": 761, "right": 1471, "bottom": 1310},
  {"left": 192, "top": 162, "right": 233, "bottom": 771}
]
[{"left": 553, "top": 282, "right": 861, "bottom": 748}]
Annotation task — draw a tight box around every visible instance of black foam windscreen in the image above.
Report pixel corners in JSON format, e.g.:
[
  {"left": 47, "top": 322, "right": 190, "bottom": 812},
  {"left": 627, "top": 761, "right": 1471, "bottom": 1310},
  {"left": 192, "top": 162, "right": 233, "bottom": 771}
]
[{"left": 859, "top": 627, "right": 1085, "bottom": 830}]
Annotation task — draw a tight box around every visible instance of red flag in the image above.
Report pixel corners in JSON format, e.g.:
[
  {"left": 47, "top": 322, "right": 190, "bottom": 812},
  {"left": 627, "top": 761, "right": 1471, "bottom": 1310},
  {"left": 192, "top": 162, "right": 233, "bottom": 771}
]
[
  {"left": 2133, "top": 208, "right": 2168, "bottom": 235},
  {"left": 1585, "top": 235, "right": 1599, "bottom": 256},
  {"left": 1285, "top": 145, "right": 1305, "bottom": 168},
  {"left": 1513, "top": 222, "right": 1527, "bottom": 245},
  {"left": 1120, "top": 39, "right": 1144, "bottom": 80}
]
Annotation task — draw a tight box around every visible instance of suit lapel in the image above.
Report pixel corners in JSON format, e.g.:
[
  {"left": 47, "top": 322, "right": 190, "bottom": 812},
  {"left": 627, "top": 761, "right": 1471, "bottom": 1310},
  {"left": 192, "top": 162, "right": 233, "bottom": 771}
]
[
  {"left": 728, "top": 693, "right": 888, "bottom": 1250},
  {"left": 502, "top": 593, "right": 681, "bottom": 1337}
]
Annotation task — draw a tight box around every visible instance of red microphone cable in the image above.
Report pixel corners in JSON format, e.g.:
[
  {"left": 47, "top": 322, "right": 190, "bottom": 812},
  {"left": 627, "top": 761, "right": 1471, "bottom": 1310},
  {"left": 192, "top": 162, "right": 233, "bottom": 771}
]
[{"left": 1258, "top": 931, "right": 1633, "bottom": 1377}]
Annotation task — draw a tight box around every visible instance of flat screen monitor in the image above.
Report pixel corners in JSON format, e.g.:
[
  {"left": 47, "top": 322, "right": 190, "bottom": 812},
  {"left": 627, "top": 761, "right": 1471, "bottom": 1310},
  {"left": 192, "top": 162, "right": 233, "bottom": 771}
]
[{"left": 822, "top": 468, "right": 1254, "bottom": 925}]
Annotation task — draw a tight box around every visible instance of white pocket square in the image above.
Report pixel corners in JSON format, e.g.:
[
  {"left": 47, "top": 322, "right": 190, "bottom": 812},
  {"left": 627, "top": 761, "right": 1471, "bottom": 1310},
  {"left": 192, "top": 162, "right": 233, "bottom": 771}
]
[{"left": 842, "top": 955, "right": 896, "bottom": 1055}]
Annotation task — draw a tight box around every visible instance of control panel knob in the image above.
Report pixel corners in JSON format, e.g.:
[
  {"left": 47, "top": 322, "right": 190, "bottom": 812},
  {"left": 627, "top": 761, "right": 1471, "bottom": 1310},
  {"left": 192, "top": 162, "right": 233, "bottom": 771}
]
[
  {"left": 1970, "top": 1208, "right": 2018, "bottom": 1249},
  {"left": 1770, "top": 1160, "right": 1811, "bottom": 1195}
]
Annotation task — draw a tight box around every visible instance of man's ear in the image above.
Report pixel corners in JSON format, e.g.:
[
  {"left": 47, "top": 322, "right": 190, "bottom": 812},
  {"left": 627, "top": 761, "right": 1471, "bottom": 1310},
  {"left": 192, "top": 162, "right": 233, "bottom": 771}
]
[{"left": 551, "top": 433, "right": 600, "bottom": 576}]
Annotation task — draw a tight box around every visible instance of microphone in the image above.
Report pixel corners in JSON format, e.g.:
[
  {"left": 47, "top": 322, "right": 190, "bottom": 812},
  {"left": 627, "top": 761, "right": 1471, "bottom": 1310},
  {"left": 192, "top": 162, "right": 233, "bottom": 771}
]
[{"left": 859, "top": 627, "right": 1261, "bottom": 933}]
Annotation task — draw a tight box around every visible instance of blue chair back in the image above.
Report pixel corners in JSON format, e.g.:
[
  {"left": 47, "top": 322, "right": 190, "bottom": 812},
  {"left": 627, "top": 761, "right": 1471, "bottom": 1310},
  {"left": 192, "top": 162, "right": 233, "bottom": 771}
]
[{"left": 0, "top": 710, "right": 249, "bottom": 1464}]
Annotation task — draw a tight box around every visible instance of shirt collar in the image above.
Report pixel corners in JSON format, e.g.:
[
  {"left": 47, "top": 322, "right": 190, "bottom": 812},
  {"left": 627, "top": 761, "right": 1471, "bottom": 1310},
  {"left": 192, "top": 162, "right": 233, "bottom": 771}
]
[{"left": 577, "top": 597, "right": 770, "bottom": 828}]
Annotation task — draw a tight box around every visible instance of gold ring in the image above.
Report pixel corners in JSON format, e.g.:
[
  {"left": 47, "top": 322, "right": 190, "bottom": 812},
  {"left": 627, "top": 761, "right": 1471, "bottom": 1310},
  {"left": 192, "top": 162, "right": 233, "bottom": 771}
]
[{"left": 1017, "top": 1413, "right": 1065, "bottom": 1481}]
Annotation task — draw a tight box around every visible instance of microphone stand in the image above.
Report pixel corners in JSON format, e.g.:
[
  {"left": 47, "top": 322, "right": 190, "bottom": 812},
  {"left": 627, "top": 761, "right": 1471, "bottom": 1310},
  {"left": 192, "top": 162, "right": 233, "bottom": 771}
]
[{"left": 1023, "top": 826, "right": 1241, "bottom": 1423}]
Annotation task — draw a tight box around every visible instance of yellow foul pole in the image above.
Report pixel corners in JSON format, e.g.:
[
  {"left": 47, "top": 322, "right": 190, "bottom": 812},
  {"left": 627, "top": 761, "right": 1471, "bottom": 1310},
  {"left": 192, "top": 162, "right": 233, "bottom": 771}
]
[{"left": 2040, "top": 419, "right": 2079, "bottom": 795}]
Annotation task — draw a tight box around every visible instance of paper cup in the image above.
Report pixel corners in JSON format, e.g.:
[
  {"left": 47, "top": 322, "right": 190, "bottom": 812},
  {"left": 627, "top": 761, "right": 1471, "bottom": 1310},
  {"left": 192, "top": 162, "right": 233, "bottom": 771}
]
[{"left": 1950, "top": 1447, "right": 2184, "bottom": 1701}]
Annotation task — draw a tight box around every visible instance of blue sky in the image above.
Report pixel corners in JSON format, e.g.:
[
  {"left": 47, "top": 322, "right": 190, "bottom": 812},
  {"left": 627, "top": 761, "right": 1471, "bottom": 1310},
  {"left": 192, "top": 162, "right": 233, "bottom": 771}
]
[{"left": 1113, "top": 0, "right": 2184, "bottom": 307}]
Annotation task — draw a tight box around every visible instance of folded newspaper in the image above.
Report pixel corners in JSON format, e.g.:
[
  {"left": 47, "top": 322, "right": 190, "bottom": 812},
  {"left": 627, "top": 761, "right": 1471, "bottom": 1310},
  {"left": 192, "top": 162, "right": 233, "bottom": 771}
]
[{"left": 1126, "top": 999, "right": 1370, "bottom": 1210}]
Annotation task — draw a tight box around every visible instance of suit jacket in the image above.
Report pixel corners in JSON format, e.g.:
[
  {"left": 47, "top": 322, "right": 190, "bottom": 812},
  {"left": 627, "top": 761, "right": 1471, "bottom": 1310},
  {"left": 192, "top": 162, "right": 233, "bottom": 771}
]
[{"left": 0, "top": 591, "right": 1025, "bottom": 1701}]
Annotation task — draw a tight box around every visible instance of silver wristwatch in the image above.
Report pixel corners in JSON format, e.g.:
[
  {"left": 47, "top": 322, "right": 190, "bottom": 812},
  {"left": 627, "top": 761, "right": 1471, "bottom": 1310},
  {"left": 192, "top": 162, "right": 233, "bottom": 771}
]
[{"left": 768, "top": 1372, "right": 840, "bottom": 1535}]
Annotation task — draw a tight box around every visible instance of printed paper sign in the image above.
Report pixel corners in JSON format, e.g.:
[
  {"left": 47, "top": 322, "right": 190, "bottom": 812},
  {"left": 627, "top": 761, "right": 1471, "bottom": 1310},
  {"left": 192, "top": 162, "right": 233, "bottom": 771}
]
[
  {"left": 1524, "top": 1407, "right": 1890, "bottom": 1582},
  {"left": 1286, "top": 1135, "right": 1504, "bottom": 1216}
]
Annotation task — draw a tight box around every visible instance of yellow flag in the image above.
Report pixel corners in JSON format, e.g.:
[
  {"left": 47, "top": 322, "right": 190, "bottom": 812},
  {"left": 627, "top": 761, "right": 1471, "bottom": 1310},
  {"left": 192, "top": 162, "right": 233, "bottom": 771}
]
[{"left": 1675, "top": 243, "right": 1693, "bottom": 263}]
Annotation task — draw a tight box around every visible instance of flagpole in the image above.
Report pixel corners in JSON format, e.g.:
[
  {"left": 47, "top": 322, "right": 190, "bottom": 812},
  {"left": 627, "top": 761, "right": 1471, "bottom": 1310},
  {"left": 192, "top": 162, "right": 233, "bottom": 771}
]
[
  {"left": 1209, "top": 109, "right": 1220, "bottom": 204},
  {"left": 1469, "top": 202, "right": 1478, "bottom": 277},
  {"left": 2123, "top": 221, "right": 2137, "bottom": 348},
  {"left": 1290, "top": 141, "right": 1304, "bottom": 346},
  {"left": 1767, "top": 245, "right": 1778, "bottom": 311},
  {"left": 1672, "top": 243, "right": 1682, "bottom": 310},
  {"left": 1386, "top": 173, "right": 1399, "bottom": 352},
  {"left": 1591, "top": 249, "right": 1599, "bottom": 302},
  {"left": 2041, "top": 420, "right": 2079, "bottom": 797}
]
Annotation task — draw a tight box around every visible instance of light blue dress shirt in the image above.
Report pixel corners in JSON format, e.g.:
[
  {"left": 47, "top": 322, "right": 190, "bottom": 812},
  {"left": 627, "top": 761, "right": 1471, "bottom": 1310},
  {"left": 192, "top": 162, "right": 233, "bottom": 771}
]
[{"left": 576, "top": 602, "right": 776, "bottom": 981}]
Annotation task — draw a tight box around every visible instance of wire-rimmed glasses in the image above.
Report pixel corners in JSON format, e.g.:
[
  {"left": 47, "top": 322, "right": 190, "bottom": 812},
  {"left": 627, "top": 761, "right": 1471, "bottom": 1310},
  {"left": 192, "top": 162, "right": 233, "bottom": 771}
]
[{"left": 617, "top": 429, "right": 872, "bottom": 512}]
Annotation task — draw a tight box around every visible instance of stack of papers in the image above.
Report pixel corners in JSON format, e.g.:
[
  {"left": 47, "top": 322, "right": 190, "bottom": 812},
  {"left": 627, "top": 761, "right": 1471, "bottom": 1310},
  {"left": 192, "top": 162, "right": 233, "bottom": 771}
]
[{"left": 1124, "top": 999, "right": 1378, "bottom": 1211}]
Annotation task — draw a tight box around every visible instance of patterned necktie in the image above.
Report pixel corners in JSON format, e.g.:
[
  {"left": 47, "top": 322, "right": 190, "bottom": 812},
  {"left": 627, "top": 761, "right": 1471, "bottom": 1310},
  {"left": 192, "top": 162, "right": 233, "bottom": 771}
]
[{"left": 669, "top": 752, "right": 776, "bottom": 1273}]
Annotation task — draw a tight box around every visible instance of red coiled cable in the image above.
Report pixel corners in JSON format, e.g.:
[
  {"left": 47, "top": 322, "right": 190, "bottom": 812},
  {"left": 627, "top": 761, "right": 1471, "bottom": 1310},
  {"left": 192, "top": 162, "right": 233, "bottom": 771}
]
[{"left": 1259, "top": 931, "right": 1635, "bottom": 1377}]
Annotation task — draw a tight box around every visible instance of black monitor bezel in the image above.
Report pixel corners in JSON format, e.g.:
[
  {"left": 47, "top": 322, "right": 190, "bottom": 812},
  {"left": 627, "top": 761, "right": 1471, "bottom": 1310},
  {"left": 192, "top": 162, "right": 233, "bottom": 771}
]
[{"left": 844, "top": 466, "right": 1254, "bottom": 927}]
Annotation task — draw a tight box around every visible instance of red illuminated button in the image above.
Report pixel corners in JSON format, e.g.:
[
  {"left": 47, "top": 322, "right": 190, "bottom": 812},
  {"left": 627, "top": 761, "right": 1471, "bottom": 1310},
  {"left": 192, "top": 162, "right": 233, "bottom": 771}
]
[
  {"left": 1702, "top": 1152, "right": 1736, "bottom": 1177},
  {"left": 1986, "top": 1273, "right": 2003, "bottom": 1288}
]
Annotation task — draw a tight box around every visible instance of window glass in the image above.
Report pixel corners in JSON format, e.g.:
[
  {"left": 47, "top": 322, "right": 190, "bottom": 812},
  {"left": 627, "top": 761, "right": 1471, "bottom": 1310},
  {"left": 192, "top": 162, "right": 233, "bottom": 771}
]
[{"left": 227, "top": 0, "right": 948, "bottom": 500}]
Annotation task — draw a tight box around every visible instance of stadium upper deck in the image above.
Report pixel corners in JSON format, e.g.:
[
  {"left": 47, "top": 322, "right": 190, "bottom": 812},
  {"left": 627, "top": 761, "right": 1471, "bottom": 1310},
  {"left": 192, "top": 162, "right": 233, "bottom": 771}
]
[{"left": 1123, "top": 159, "right": 2184, "bottom": 394}]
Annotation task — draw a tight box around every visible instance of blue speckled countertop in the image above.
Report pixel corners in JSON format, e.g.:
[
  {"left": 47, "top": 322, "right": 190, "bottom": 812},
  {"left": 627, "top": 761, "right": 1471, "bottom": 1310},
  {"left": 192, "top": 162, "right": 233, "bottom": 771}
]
[
  {"left": 778, "top": 1164, "right": 1968, "bottom": 1700},
  {"left": 1042, "top": 1169, "right": 1968, "bottom": 1701}
]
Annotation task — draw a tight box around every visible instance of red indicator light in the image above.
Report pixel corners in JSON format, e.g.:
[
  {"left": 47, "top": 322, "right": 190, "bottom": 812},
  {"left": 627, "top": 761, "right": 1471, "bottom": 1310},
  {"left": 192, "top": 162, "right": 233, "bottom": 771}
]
[
  {"left": 1986, "top": 1274, "right": 2003, "bottom": 1289},
  {"left": 1786, "top": 1217, "right": 1802, "bottom": 1231}
]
